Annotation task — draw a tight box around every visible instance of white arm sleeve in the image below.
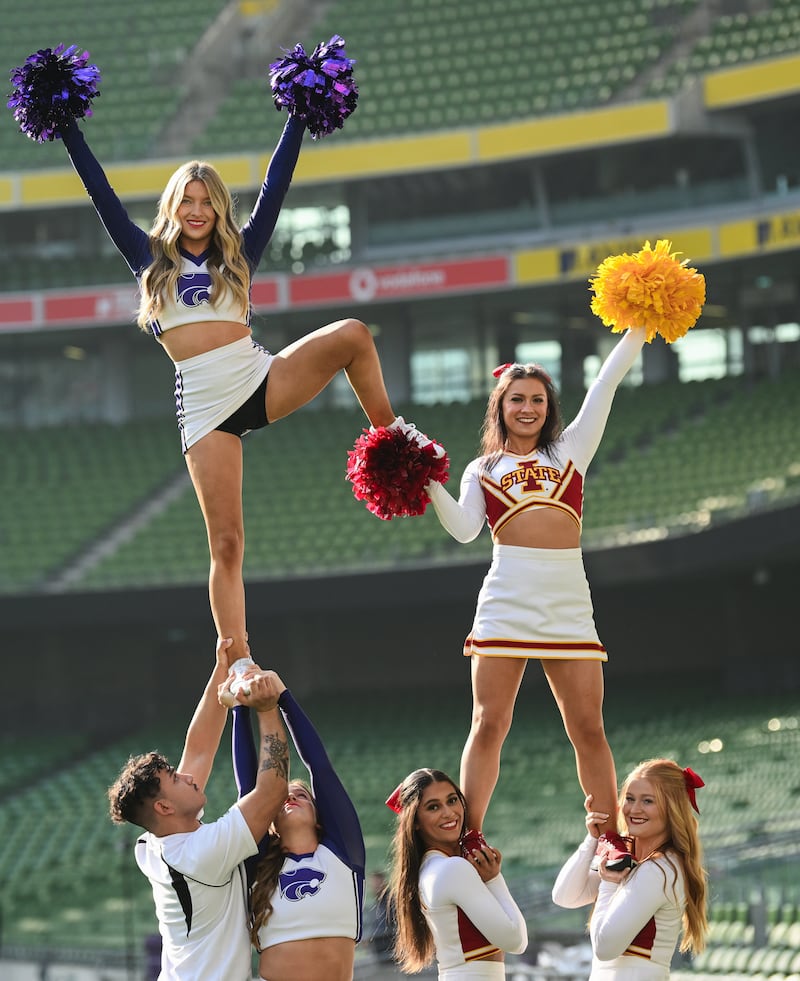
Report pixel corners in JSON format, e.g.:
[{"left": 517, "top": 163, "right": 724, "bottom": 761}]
[
  {"left": 590, "top": 859, "right": 675, "bottom": 960},
  {"left": 427, "top": 460, "right": 487, "bottom": 543},
  {"left": 561, "top": 328, "right": 647, "bottom": 472},
  {"left": 434, "top": 859, "right": 528, "bottom": 954},
  {"left": 551, "top": 834, "right": 600, "bottom": 909}
]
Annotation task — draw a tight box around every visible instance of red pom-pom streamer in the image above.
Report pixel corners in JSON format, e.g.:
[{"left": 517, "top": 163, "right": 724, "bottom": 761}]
[{"left": 346, "top": 427, "right": 449, "bottom": 520}]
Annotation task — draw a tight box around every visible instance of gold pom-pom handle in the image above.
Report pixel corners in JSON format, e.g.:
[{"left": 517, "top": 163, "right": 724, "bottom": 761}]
[{"left": 589, "top": 239, "right": 706, "bottom": 343}]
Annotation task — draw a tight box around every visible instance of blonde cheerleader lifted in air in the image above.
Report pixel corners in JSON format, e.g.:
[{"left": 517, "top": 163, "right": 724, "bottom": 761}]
[{"left": 8, "top": 42, "right": 447, "bottom": 689}]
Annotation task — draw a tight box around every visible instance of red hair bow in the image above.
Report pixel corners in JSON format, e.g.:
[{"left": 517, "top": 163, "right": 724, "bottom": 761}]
[
  {"left": 683, "top": 767, "right": 704, "bottom": 813},
  {"left": 385, "top": 783, "right": 403, "bottom": 814},
  {"left": 492, "top": 363, "right": 513, "bottom": 378}
]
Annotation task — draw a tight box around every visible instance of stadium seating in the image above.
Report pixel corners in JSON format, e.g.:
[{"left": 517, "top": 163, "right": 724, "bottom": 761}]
[
  {"left": 6, "top": 0, "right": 790, "bottom": 164},
  {"left": 646, "top": 0, "right": 800, "bottom": 97},
  {"left": 1, "top": 684, "right": 798, "bottom": 963},
  {"left": 2, "top": 0, "right": 796, "bottom": 292},
  {"left": 16, "top": 0, "right": 796, "bottom": 174},
  {"left": 0, "top": 420, "right": 181, "bottom": 593},
  {"left": 0, "top": 0, "right": 229, "bottom": 171},
  {"left": 2, "top": 365, "right": 799, "bottom": 593},
  {"left": 190, "top": 0, "right": 689, "bottom": 155}
]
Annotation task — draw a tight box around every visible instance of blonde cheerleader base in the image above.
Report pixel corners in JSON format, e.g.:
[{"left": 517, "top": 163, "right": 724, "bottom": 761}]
[{"left": 463, "top": 544, "right": 607, "bottom": 660}]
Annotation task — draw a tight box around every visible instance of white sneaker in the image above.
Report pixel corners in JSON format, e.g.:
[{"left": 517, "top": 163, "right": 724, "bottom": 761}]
[
  {"left": 386, "top": 416, "right": 445, "bottom": 458},
  {"left": 220, "top": 656, "right": 255, "bottom": 708}
]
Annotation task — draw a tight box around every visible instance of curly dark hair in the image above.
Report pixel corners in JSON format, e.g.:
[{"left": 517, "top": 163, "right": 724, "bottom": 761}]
[{"left": 108, "top": 751, "right": 171, "bottom": 829}]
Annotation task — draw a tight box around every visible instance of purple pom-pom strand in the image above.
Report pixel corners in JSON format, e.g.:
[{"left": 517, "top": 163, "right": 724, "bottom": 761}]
[
  {"left": 7, "top": 43, "right": 101, "bottom": 143},
  {"left": 268, "top": 34, "right": 358, "bottom": 139}
]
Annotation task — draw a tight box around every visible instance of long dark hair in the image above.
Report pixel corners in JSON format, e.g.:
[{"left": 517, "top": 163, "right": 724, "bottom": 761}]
[
  {"left": 480, "top": 363, "right": 563, "bottom": 470},
  {"left": 385, "top": 768, "right": 466, "bottom": 972}
]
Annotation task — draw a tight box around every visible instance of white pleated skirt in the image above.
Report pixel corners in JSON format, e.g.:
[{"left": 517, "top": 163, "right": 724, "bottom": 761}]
[
  {"left": 173, "top": 336, "right": 273, "bottom": 452},
  {"left": 464, "top": 544, "right": 607, "bottom": 660}
]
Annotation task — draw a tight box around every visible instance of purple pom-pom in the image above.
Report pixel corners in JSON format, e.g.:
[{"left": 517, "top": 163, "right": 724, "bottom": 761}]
[
  {"left": 268, "top": 34, "right": 357, "bottom": 139},
  {"left": 7, "top": 43, "right": 101, "bottom": 143}
]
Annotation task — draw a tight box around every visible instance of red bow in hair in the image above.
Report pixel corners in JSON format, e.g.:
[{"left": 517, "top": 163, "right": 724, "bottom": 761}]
[
  {"left": 492, "top": 363, "right": 513, "bottom": 378},
  {"left": 683, "top": 767, "right": 704, "bottom": 813},
  {"left": 385, "top": 783, "right": 403, "bottom": 813}
]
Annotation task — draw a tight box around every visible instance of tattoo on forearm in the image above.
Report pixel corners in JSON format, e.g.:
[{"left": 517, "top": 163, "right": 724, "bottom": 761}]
[{"left": 259, "top": 732, "right": 289, "bottom": 781}]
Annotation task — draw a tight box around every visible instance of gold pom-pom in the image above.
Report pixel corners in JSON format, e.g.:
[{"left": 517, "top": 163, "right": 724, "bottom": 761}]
[{"left": 589, "top": 239, "right": 706, "bottom": 343}]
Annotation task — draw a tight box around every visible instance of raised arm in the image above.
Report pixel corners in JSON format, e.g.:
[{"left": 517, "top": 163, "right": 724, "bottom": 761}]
[
  {"left": 427, "top": 460, "right": 487, "bottom": 543},
  {"left": 561, "top": 328, "right": 647, "bottom": 470},
  {"left": 236, "top": 672, "right": 290, "bottom": 843},
  {"left": 60, "top": 118, "right": 151, "bottom": 275},
  {"left": 177, "top": 636, "right": 234, "bottom": 791},
  {"left": 232, "top": 703, "right": 258, "bottom": 798},
  {"left": 279, "top": 688, "right": 365, "bottom": 871},
  {"left": 240, "top": 115, "right": 306, "bottom": 267}
]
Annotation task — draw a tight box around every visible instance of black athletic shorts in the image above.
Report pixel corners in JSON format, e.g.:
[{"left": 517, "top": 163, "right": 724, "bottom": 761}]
[{"left": 216, "top": 372, "right": 270, "bottom": 437}]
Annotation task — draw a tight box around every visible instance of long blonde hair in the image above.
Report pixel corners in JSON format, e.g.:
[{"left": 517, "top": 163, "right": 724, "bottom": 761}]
[
  {"left": 619, "top": 758, "right": 708, "bottom": 954},
  {"left": 385, "top": 768, "right": 467, "bottom": 973},
  {"left": 137, "top": 161, "right": 250, "bottom": 330}
]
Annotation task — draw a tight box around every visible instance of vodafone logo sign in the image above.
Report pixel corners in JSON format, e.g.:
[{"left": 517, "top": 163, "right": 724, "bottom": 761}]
[
  {"left": 0, "top": 256, "right": 510, "bottom": 328},
  {"left": 348, "top": 265, "right": 450, "bottom": 301},
  {"left": 349, "top": 268, "right": 379, "bottom": 302}
]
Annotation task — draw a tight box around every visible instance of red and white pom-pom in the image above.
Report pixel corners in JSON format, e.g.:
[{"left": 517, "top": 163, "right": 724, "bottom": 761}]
[{"left": 346, "top": 427, "right": 449, "bottom": 520}]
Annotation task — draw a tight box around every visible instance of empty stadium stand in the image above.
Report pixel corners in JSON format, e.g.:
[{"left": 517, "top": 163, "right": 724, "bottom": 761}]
[
  {"left": 1, "top": 366, "right": 797, "bottom": 594},
  {"left": 647, "top": 0, "right": 800, "bottom": 96},
  {"left": 0, "top": 0, "right": 229, "bottom": 171},
  {"left": 191, "top": 0, "right": 692, "bottom": 153}
]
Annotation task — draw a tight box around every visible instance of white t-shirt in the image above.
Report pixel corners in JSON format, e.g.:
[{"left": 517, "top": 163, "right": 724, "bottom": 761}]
[{"left": 135, "top": 804, "right": 258, "bottom": 980}]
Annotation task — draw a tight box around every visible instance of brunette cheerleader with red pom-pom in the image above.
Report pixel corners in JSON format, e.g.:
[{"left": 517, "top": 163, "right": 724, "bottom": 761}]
[
  {"left": 425, "top": 242, "right": 705, "bottom": 865},
  {"left": 7, "top": 38, "right": 442, "bottom": 678}
]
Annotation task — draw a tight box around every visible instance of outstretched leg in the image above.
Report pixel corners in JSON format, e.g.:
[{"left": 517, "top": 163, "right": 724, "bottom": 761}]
[
  {"left": 266, "top": 318, "right": 395, "bottom": 425},
  {"left": 184, "top": 430, "right": 249, "bottom": 664},
  {"left": 541, "top": 659, "right": 617, "bottom": 834},
  {"left": 460, "top": 655, "right": 527, "bottom": 832}
]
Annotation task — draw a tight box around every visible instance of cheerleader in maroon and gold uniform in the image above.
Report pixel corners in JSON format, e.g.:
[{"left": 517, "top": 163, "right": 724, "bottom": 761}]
[
  {"left": 427, "top": 328, "right": 645, "bottom": 853},
  {"left": 552, "top": 759, "right": 708, "bottom": 980},
  {"left": 384, "top": 767, "right": 527, "bottom": 980},
  {"left": 426, "top": 242, "right": 705, "bottom": 858}
]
